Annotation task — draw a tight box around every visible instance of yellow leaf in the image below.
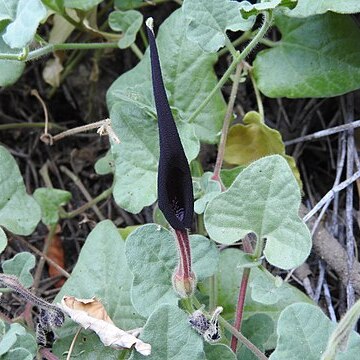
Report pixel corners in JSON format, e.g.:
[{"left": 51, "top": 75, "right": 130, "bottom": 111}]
[
  {"left": 224, "top": 111, "right": 302, "bottom": 188},
  {"left": 224, "top": 111, "right": 284, "bottom": 165}
]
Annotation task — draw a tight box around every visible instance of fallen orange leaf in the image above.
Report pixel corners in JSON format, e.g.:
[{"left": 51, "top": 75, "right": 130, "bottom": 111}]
[{"left": 47, "top": 225, "right": 65, "bottom": 288}]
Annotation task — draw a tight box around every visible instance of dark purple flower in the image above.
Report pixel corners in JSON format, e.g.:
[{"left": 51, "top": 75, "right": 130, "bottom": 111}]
[{"left": 146, "top": 19, "right": 194, "bottom": 231}]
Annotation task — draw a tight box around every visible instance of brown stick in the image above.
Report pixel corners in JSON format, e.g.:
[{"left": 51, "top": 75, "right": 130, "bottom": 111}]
[{"left": 301, "top": 204, "right": 360, "bottom": 294}]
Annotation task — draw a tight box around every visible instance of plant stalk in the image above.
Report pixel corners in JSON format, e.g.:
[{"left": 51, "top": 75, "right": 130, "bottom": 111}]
[
  {"left": 172, "top": 229, "right": 196, "bottom": 297},
  {"left": 187, "top": 11, "right": 273, "bottom": 124},
  {"left": 231, "top": 267, "right": 251, "bottom": 352},
  {"left": 0, "top": 42, "right": 119, "bottom": 62},
  {"left": 219, "top": 316, "right": 268, "bottom": 360},
  {"left": 192, "top": 296, "right": 267, "bottom": 360},
  {"left": 61, "top": 185, "right": 113, "bottom": 219},
  {"left": 212, "top": 62, "right": 243, "bottom": 185},
  {"left": 231, "top": 236, "right": 254, "bottom": 352},
  {"left": 0, "top": 122, "right": 64, "bottom": 131}
]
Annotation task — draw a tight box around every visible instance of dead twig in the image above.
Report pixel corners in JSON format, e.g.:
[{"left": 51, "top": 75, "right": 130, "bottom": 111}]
[
  {"left": 15, "top": 236, "right": 70, "bottom": 279},
  {"left": 60, "top": 166, "right": 105, "bottom": 221},
  {"left": 40, "top": 119, "right": 120, "bottom": 145},
  {"left": 303, "top": 170, "right": 360, "bottom": 223},
  {"left": 342, "top": 95, "right": 356, "bottom": 308},
  {"left": 323, "top": 276, "right": 337, "bottom": 322},
  {"left": 285, "top": 119, "right": 360, "bottom": 146}
]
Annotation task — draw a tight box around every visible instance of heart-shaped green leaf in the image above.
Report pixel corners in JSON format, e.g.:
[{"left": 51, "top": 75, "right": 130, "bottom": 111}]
[
  {"left": 53, "top": 220, "right": 144, "bottom": 357},
  {"left": 109, "top": 10, "right": 143, "bottom": 49},
  {"left": 33, "top": 188, "right": 71, "bottom": 225},
  {"left": 63, "top": 0, "right": 102, "bottom": 11},
  {"left": 205, "top": 155, "right": 311, "bottom": 269},
  {"left": 240, "top": 0, "right": 297, "bottom": 18},
  {"left": 194, "top": 172, "right": 222, "bottom": 214},
  {"left": 125, "top": 224, "right": 219, "bottom": 317},
  {"left": 182, "top": 0, "right": 254, "bottom": 52},
  {"left": 220, "top": 166, "right": 246, "bottom": 189},
  {"left": 2, "top": 252, "right": 35, "bottom": 288},
  {"left": 237, "top": 314, "right": 274, "bottom": 360},
  {"left": 0, "top": 146, "right": 41, "bottom": 235},
  {"left": 0, "top": 0, "right": 17, "bottom": 22},
  {"left": 0, "top": 320, "right": 37, "bottom": 360},
  {"left": 2, "top": 0, "right": 46, "bottom": 49},
  {"left": 224, "top": 112, "right": 284, "bottom": 164},
  {"left": 2, "top": 348, "right": 33, "bottom": 360},
  {"left": 0, "top": 323, "right": 25, "bottom": 355},
  {"left": 249, "top": 273, "right": 284, "bottom": 305},
  {"left": 0, "top": 227, "right": 7, "bottom": 254},
  {"left": 269, "top": 303, "right": 360, "bottom": 360},
  {"left": 204, "top": 343, "right": 236, "bottom": 360},
  {"left": 253, "top": 13, "right": 360, "bottom": 98},
  {"left": 94, "top": 150, "right": 114, "bottom": 175},
  {"left": 0, "top": 32, "right": 25, "bottom": 86},
  {"left": 129, "top": 304, "right": 204, "bottom": 360},
  {"left": 114, "top": 0, "right": 143, "bottom": 10},
  {"left": 285, "top": 0, "right": 360, "bottom": 17}
]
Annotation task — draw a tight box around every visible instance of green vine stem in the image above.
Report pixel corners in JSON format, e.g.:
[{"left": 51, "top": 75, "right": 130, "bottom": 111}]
[
  {"left": 0, "top": 122, "right": 64, "bottom": 131},
  {"left": 0, "top": 42, "right": 119, "bottom": 62},
  {"left": 218, "top": 31, "right": 251, "bottom": 58},
  {"left": 225, "top": 35, "right": 239, "bottom": 58},
  {"left": 60, "top": 185, "right": 113, "bottom": 219},
  {"left": 247, "top": 63, "right": 265, "bottom": 121},
  {"left": 187, "top": 11, "right": 273, "bottom": 124},
  {"left": 218, "top": 29, "right": 277, "bottom": 58},
  {"left": 253, "top": 236, "right": 265, "bottom": 260}
]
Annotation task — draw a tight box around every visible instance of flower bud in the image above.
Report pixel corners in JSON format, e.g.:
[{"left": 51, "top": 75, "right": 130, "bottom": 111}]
[{"left": 172, "top": 269, "right": 197, "bottom": 298}]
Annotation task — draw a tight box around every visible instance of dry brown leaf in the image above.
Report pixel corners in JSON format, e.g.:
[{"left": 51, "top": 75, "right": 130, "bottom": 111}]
[
  {"left": 42, "top": 55, "right": 64, "bottom": 88},
  {"left": 60, "top": 296, "right": 151, "bottom": 356},
  {"left": 47, "top": 225, "right": 65, "bottom": 288}
]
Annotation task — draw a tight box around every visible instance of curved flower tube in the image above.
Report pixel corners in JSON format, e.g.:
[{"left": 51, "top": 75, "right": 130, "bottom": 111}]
[
  {"left": 146, "top": 18, "right": 194, "bottom": 231},
  {"left": 146, "top": 18, "right": 195, "bottom": 297}
]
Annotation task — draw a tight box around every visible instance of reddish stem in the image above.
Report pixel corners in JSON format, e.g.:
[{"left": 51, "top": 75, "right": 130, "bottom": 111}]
[
  {"left": 231, "top": 236, "right": 254, "bottom": 353},
  {"left": 174, "top": 229, "right": 191, "bottom": 277},
  {"left": 40, "top": 348, "right": 59, "bottom": 360},
  {"left": 211, "top": 62, "right": 243, "bottom": 188},
  {"left": 22, "top": 302, "right": 34, "bottom": 329},
  {"left": 231, "top": 267, "right": 251, "bottom": 352}
]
